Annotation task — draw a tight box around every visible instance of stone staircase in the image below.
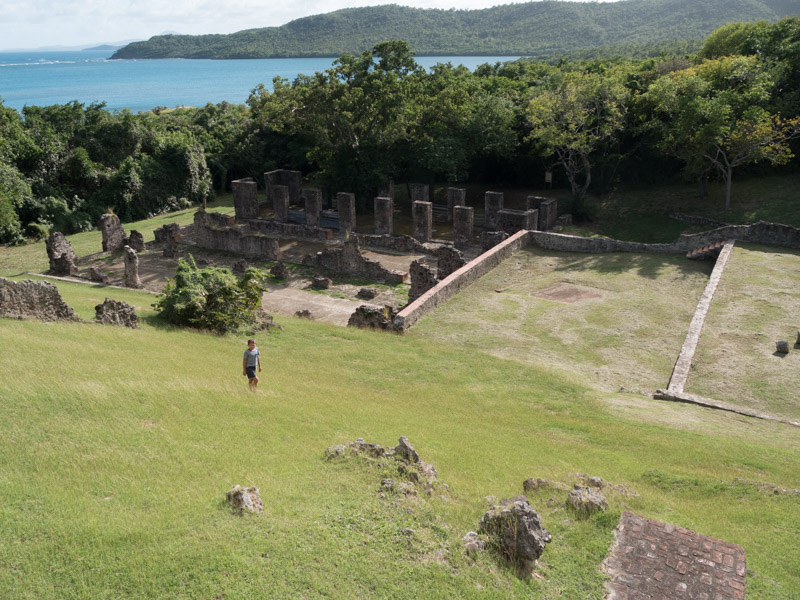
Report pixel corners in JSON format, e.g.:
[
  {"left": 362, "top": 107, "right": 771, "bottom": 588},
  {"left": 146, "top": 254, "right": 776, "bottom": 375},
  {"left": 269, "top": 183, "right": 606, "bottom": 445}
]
[{"left": 686, "top": 240, "right": 727, "bottom": 260}]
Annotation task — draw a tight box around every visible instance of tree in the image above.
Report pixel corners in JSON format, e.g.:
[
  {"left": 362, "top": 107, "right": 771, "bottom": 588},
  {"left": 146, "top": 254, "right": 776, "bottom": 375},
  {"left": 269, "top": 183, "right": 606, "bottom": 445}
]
[
  {"left": 642, "top": 56, "right": 800, "bottom": 211},
  {"left": 526, "top": 68, "right": 629, "bottom": 218},
  {"left": 153, "top": 257, "right": 267, "bottom": 333}
]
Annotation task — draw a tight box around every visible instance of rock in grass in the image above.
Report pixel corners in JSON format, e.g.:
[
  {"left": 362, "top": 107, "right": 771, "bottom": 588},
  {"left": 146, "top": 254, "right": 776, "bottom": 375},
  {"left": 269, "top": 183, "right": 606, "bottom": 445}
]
[
  {"left": 479, "top": 496, "right": 551, "bottom": 575},
  {"left": 776, "top": 340, "right": 789, "bottom": 353},
  {"left": 523, "top": 478, "right": 568, "bottom": 493},
  {"left": 95, "top": 298, "right": 138, "bottom": 328},
  {"left": 226, "top": 485, "right": 263, "bottom": 514},
  {"left": 270, "top": 262, "right": 289, "bottom": 279},
  {"left": 395, "top": 436, "right": 419, "bottom": 463},
  {"left": 566, "top": 487, "right": 608, "bottom": 516},
  {"left": 356, "top": 287, "right": 377, "bottom": 300}
]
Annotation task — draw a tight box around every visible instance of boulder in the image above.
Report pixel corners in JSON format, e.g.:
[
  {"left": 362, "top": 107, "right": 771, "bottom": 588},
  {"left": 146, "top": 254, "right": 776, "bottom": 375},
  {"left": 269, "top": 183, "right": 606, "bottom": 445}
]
[
  {"left": 566, "top": 487, "right": 608, "bottom": 516},
  {"left": 395, "top": 436, "right": 420, "bottom": 463},
  {"left": 356, "top": 287, "right": 377, "bottom": 300},
  {"left": 463, "top": 531, "right": 486, "bottom": 554},
  {"left": 232, "top": 259, "right": 249, "bottom": 274},
  {"left": 312, "top": 274, "right": 332, "bottom": 289},
  {"left": 295, "top": 310, "right": 313, "bottom": 319},
  {"left": 776, "top": 340, "right": 790, "bottom": 353},
  {"left": 523, "top": 478, "right": 568, "bottom": 493},
  {"left": 88, "top": 266, "right": 109, "bottom": 284},
  {"left": 347, "top": 305, "right": 397, "bottom": 331},
  {"left": 479, "top": 496, "right": 551, "bottom": 574},
  {"left": 95, "top": 298, "right": 138, "bottom": 328},
  {"left": 127, "top": 230, "right": 145, "bottom": 252},
  {"left": 270, "top": 262, "right": 289, "bottom": 279},
  {"left": 225, "top": 485, "right": 263, "bottom": 514}
]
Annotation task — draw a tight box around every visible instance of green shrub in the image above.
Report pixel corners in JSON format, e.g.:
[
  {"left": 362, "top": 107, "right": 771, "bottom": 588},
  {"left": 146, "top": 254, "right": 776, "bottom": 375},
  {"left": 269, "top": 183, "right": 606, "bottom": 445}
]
[{"left": 152, "top": 256, "right": 267, "bottom": 333}]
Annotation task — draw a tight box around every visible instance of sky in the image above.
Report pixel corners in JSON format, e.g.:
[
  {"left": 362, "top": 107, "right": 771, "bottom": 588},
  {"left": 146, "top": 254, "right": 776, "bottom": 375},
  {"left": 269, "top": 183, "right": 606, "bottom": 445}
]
[{"left": 0, "top": 0, "right": 616, "bottom": 51}]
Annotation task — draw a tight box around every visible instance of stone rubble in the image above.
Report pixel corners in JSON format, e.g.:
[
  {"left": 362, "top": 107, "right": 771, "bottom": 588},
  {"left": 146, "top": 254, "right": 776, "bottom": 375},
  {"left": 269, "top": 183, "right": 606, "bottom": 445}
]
[
  {"left": 225, "top": 485, "right": 263, "bottom": 514},
  {"left": 95, "top": 298, "right": 139, "bottom": 328}
]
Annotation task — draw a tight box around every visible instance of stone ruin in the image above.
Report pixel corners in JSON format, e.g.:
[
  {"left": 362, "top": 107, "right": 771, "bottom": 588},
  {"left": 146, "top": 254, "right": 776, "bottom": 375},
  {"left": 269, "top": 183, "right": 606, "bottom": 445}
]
[
  {"left": 88, "top": 266, "right": 109, "bottom": 284},
  {"left": 95, "top": 297, "right": 138, "bottom": 328},
  {"left": 336, "top": 192, "right": 356, "bottom": 234},
  {"left": 408, "top": 260, "right": 439, "bottom": 304},
  {"left": 225, "top": 485, "right": 263, "bottom": 514},
  {"left": 433, "top": 246, "right": 465, "bottom": 279},
  {"left": 265, "top": 169, "right": 301, "bottom": 208},
  {"left": 347, "top": 304, "right": 397, "bottom": 331},
  {"left": 232, "top": 177, "right": 259, "bottom": 224},
  {"left": 446, "top": 187, "right": 466, "bottom": 223},
  {"left": 99, "top": 213, "right": 127, "bottom": 252},
  {"left": 0, "top": 277, "right": 77, "bottom": 321},
  {"left": 270, "top": 262, "right": 289, "bottom": 279},
  {"left": 412, "top": 201, "right": 432, "bottom": 243},
  {"left": 154, "top": 222, "right": 182, "bottom": 258},
  {"left": 127, "top": 230, "right": 145, "bottom": 252},
  {"left": 45, "top": 232, "right": 79, "bottom": 276},
  {"left": 478, "top": 495, "right": 552, "bottom": 576},
  {"left": 374, "top": 196, "right": 393, "bottom": 235},
  {"left": 303, "top": 238, "right": 406, "bottom": 284},
  {"left": 123, "top": 246, "right": 143, "bottom": 289},
  {"left": 527, "top": 196, "right": 558, "bottom": 231},
  {"left": 325, "top": 436, "right": 447, "bottom": 499},
  {"left": 453, "top": 205, "right": 474, "bottom": 249}
]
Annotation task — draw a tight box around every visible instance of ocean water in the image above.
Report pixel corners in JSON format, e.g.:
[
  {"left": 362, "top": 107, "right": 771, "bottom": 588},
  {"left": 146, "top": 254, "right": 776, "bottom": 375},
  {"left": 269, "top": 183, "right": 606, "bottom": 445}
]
[{"left": 0, "top": 50, "right": 521, "bottom": 113}]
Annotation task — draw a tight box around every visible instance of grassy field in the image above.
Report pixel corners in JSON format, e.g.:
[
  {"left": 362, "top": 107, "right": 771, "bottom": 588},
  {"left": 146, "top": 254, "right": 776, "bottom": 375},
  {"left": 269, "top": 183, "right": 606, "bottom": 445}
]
[
  {"left": 687, "top": 243, "right": 800, "bottom": 420},
  {"left": 1, "top": 206, "right": 800, "bottom": 598}
]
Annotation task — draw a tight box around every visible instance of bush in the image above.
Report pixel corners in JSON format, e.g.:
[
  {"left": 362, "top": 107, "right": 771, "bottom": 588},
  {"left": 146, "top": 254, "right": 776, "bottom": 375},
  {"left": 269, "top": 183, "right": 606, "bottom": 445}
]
[{"left": 153, "top": 256, "right": 267, "bottom": 333}]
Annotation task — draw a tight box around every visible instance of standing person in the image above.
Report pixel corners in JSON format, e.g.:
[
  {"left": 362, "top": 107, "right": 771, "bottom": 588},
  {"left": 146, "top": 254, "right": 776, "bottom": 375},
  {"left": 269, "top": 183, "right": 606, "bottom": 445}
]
[{"left": 242, "top": 338, "right": 262, "bottom": 392}]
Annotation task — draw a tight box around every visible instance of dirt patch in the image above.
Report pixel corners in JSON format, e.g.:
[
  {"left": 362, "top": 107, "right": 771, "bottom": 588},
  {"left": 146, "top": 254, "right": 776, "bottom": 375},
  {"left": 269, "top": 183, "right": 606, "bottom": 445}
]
[{"left": 531, "top": 282, "right": 604, "bottom": 304}]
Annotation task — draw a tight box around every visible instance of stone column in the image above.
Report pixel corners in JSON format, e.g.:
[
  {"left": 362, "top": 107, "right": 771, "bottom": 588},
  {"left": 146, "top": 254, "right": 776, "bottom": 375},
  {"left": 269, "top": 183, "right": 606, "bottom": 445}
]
[
  {"left": 46, "top": 232, "right": 79, "bottom": 275},
  {"left": 453, "top": 205, "right": 474, "bottom": 249},
  {"left": 232, "top": 177, "right": 259, "bottom": 224},
  {"left": 265, "top": 169, "right": 302, "bottom": 208},
  {"left": 374, "top": 196, "right": 393, "bottom": 235},
  {"left": 412, "top": 201, "right": 432, "bottom": 243},
  {"left": 410, "top": 183, "right": 429, "bottom": 206},
  {"left": 378, "top": 180, "right": 395, "bottom": 200},
  {"left": 304, "top": 188, "right": 322, "bottom": 227},
  {"left": 273, "top": 185, "right": 289, "bottom": 223},
  {"left": 523, "top": 209, "right": 539, "bottom": 231},
  {"left": 484, "top": 191, "right": 504, "bottom": 231},
  {"left": 526, "top": 195, "right": 547, "bottom": 211},
  {"left": 123, "top": 245, "right": 143, "bottom": 289},
  {"left": 538, "top": 198, "right": 557, "bottom": 231},
  {"left": 446, "top": 187, "right": 466, "bottom": 223},
  {"left": 337, "top": 192, "right": 356, "bottom": 235}
]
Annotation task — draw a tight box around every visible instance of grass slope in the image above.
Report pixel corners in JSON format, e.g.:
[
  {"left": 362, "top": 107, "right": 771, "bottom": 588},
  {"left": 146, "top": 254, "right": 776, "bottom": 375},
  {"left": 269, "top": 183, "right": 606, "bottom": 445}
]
[{"left": 1, "top": 208, "right": 799, "bottom": 598}]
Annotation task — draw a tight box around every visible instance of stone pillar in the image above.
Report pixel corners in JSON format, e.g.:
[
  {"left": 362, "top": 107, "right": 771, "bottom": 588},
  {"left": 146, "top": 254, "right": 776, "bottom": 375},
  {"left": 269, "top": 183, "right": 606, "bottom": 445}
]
[
  {"left": 453, "top": 205, "right": 474, "bottom": 250},
  {"left": 265, "top": 169, "right": 301, "bottom": 208},
  {"left": 374, "top": 196, "right": 393, "bottom": 235},
  {"left": 526, "top": 195, "right": 548, "bottom": 211},
  {"left": 273, "top": 185, "right": 289, "bottom": 223},
  {"left": 127, "top": 230, "right": 145, "bottom": 252},
  {"left": 538, "top": 198, "right": 558, "bottom": 231},
  {"left": 446, "top": 187, "right": 466, "bottom": 223},
  {"left": 484, "top": 191, "right": 504, "bottom": 231},
  {"left": 304, "top": 188, "right": 322, "bottom": 227},
  {"left": 378, "top": 180, "right": 395, "bottom": 200},
  {"left": 123, "top": 246, "right": 143, "bottom": 289},
  {"left": 99, "top": 213, "right": 126, "bottom": 252},
  {"left": 523, "top": 209, "right": 539, "bottom": 231},
  {"left": 337, "top": 192, "right": 356, "bottom": 234},
  {"left": 412, "top": 201, "right": 432, "bottom": 243},
  {"left": 232, "top": 177, "right": 259, "bottom": 224},
  {"left": 45, "top": 232, "right": 79, "bottom": 275},
  {"left": 410, "top": 183, "right": 429, "bottom": 206}
]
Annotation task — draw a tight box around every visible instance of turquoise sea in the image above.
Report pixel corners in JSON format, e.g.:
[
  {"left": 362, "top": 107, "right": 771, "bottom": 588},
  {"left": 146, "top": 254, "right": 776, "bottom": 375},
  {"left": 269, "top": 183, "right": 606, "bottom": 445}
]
[{"left": 0, "top": 50, "right": 521, "bottom": 113}]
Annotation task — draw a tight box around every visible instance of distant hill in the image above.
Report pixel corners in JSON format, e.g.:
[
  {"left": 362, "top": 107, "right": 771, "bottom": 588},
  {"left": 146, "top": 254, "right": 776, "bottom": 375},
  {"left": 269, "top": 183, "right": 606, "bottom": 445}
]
[{"left": 111, "top": 0, "right": 799, "bottom": 60}]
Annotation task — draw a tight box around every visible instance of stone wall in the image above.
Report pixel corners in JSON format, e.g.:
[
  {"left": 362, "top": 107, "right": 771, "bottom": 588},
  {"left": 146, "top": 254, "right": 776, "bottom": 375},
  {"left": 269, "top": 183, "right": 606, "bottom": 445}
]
[
  {"left": 355, "top": 233, "right": 427, "bottom": 253},
  {"left": 303, "top": 238, "right": 407, "bottom": 284},
  {"left": 0, "top": 277, "right": 77, "bottom": 321},
  {"left": 248, "top": 218, "right": 333, "bottom": 242},
  {"left": 394, "top": 230, "right": 530, "bottom": 331},
  {"left": 408, "top": 260, "right": 439, "bottom": 303},
  {"left": 193, "top": 211, "right": 282, "bottom": 259}
]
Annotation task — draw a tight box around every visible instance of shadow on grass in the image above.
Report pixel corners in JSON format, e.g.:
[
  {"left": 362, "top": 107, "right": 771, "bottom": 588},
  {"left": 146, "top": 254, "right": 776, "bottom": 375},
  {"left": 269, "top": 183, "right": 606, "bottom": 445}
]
[{"left": 548, "top": 251, "right": 714, "bottom": 280}]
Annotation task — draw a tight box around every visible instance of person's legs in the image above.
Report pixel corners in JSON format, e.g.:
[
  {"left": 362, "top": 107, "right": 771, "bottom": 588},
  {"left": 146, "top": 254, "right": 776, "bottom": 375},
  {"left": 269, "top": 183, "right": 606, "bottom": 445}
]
[{"left": 251, "top": 375, "right": 259, "bottom": 392}]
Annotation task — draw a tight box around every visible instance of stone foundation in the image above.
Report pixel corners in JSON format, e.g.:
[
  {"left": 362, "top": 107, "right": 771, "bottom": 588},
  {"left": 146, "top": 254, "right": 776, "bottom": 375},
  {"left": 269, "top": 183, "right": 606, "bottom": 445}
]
[{"left": 303, "top": 238, "right": 406, "bottom": 284}]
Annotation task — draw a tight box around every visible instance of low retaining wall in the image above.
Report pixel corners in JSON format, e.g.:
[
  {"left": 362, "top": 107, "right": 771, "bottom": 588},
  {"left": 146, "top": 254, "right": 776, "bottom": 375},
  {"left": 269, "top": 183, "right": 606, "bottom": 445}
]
[
  {"left": 393, "top": 230, "right": 530, "bottom": 331},
  {"left": 194, "top": 211, "right": 281, "bottom": 259},
  {"left": 667, "top": 241, "right": 735, "bottom": 393},
  {"left": 355, "top": 233, "right": 427, "bottom": 253},
  {"left": 249, "top": 218, "right": 333, "bottom": 242},
  {"left": 528, "top": 231, "right": 677, "bottom": 254}
]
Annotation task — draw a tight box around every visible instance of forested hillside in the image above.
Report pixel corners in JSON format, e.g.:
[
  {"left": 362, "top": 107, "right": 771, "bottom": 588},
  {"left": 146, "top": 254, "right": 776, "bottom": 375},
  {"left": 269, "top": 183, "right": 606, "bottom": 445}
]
[{"left": 111, "top": 0, "right": 798, "bottom": 60}]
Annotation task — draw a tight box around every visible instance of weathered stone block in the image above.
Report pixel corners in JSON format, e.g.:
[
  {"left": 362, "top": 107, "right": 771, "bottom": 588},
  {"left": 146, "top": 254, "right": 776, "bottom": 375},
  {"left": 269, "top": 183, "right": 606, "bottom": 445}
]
[
  {"left": 347, "top": 305, "right": 397, "bottom": 331},
  {"left": 45, "top": 232, "right": 79, "bottom": 275},
  {"left": 412, "top": 201, "right": 432, "bottom": 243},
  {"left": 453, "top": 205, "right": 474, "bottom": 249},
  {"left": 88, "top": 266, "right": 109, "bottom": 284},
  {"left": 434, "top": 246, "right": 465, "bottom": 279},
  {"left": 337, "top": 192, "right": 356, "bottom": 234},
  {"left": 538, "top": 198, "right": 558, "bottom": 231},
  {"left": 95, "top": 297, "right": 138, "bottom": 328},
  {"left": 99, "top": 213, "right": 126, "bottom": 252},
  {"left": 410, "top": 183, "right": 429, "bottom": 205},
  {"left": 304, "top": 188, "right": 322, "bottom": 227},
  {"left": 0, "top": 277, "right": 77, "bottom": 321},
  {"left": 567, "top": 487, "right": 608, "bottom": 516},
  {"left": 226, "top": 485, "right": 263, "bottom": 514},
  {"left": 123, "top": 246, "right": 143, "bottom": 289},
  {"left": 265, "top": 169, "right": 301, "bottom": 208},
  {"left": 272, "top": 185, "right": 290, "bottom": 223},
  {"left": 479, "top": 497, "right": 551, "bottom": 575},
  {"left": 374, "top": 196, "right": 393, "bottom": 235},
  {"left": 127, "top": 230, "right": 145, "bottom": 252},
  {"left": 232, "top": 177, "right": 259, "bottom": 224},
  {"left": 776, "top": 340, "right": 790, "bottom": 353},
  {"left": 446, "top": 188, "right": 466, "bottom": 223},
  {"left": 484, "top": 191, "right": 504, "bottom": 231},
  {"left": 408, "top": 260, "right": 439, "bottom": 304}
]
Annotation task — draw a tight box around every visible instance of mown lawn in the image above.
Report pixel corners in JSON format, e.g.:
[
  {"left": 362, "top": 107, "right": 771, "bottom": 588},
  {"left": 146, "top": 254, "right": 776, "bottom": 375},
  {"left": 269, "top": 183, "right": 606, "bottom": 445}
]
[{"left": 1, "top": 204, "right": 799, "bottom": 599}]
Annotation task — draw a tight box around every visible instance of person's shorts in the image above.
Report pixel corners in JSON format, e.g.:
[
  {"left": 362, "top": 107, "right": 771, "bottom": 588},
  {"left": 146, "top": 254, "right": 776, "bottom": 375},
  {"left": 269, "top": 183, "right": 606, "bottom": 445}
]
[{"left": 246, "top": 366, "right": 257, "bottom": 379}]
